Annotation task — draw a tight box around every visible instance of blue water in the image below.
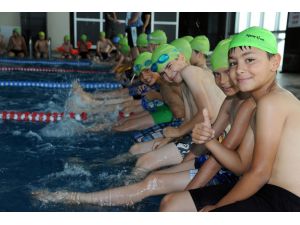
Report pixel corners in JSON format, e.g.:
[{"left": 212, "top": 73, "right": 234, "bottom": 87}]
[{"left": 0, "top": 62, "right": 162, "bottom": 211}]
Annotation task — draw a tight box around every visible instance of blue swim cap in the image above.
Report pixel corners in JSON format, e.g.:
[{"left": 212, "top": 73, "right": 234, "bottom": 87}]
[{"left": 113, "top": 36, "right": 120, "bottom": 44}]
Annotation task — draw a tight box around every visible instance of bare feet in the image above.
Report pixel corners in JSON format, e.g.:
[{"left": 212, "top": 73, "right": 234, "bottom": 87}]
[{"left": 32, "top": 190, "right": 77, "bottom": 204}]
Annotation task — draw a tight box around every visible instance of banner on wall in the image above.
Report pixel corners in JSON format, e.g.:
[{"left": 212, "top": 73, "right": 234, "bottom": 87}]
[{"left": 288, "top": 12, "right": 300, "bottom": 28}]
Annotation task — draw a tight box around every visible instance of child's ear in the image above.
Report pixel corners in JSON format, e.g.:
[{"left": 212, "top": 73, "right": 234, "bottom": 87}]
[{"left": 270, "top": 54, "right": 281, "bottom": 72}]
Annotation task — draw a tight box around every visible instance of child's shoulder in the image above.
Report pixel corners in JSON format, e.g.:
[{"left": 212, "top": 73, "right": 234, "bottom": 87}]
[
  {"left": 182, "top": 65, "right": 212, "bottom": 77},
  {"left": 257, "top": 88, "right": 297, "bottom": 112}
]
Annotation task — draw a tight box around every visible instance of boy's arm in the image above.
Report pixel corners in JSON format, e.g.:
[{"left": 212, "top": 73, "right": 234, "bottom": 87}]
[
  {"left": 142, "top": 14, "right": 151, "bottom": 33},
  {"left": 210, "top": 98, "right": 231, "bottom": 138},
  {"left": 218, "top": 99, "right": 255, "bottom": 150},
  {"left": 205, "top": 126, "right": 254, "bottom": 175},
  {"left": 185, "top": 117, "right": 248, "bottom": 190},
  {"left": 128, "top": 13, "right": 139, "bottom": 25},
  {"left": 185, "top": 156, "right": 221, "bottom": 190},
  {"left": 112, "top": 55, "right": 125, "bottom": 73},
  {"left": 213, "top": 97, "right": 285, "bottom": 209}
]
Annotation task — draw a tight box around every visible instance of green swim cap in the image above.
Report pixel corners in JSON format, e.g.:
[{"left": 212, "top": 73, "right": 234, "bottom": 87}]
[
  {"left": 99, "top": 31, "right": 106, "bottom": 38},
  {"left": 120, "top": 44, "right": 130, "bottom": 55},
  {"left": 149, "top": 30, "right": 167, "bottom": 45},
  {"left": 170, "top": 38, "right": 192, "bottom": 62},
  {"left": 211, "top": 38, "right": 232, "bottom": 71},
  {"left": 229, "top": 26, "right": 278, "bottom": 54},
  {"left": 137, "top": 33, "right": 148, "bottom": 48},
  {"left": 80, "top": 34, "right": 87, "bottom": 42},
  {"left": 182, "top": 35, "right": 194, "bottom": 43},
  {"left": 117, "top": 33, "right": 124, "bottom": 39},
  {"left": 134, "top": 52, "right": 152, "bottom": 76},
  {"left": 13, "top": 27, "right": 21, "bottom": 35},
  {"left": 190, "top": 35, "right": 210, "bottom": 55},
  {"left": 151, "top": 44, "right": 180, "bottom": 73},
  {"left": 64, "top": 35, "right": 70, "bottom": 41},
  {"left": 119, "top": 37, "right": 128, "bottom": 46},
  {"left": 38, "top": 31, "right": 45, "bottom": 37}
]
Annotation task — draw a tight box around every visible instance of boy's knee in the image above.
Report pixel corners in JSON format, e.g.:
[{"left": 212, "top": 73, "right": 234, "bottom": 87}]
[
  {"left": 159, "top": 193, "right": 176, "bottom": 212},
  {"left": 129, "top": 143, "right": 142, "bottom": 155},
  {"left": 135, "top": 153, "right": 153, "bottom": 169}
]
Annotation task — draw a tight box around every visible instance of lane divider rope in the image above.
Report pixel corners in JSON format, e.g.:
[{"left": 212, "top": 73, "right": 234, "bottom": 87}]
[
  {"left": 0, "top": 111, "right": 87, "bottom": 122},
  {"left": 0, "top": 58, "right": 91, "bottom": 66},
  {"left": 0, "top": 66, "right": 113, "bottom": 75},
  {"left": 0, "top": 80, "right": 122, "bottom": 89}
]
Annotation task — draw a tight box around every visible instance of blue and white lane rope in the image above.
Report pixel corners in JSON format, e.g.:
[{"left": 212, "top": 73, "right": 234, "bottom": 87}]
[
  {"left": 0, "top": 58, "right": 91, "bottom": 66},
  {"left": 0, "top": 80, "right": 122, "bottom": 89}
]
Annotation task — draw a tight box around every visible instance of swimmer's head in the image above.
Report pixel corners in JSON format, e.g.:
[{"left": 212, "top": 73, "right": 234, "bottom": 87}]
[
  {"left": 182, "top": 35, "right": 194, "bottom": 43},
  {"left": 119, "top": 44, "right": 130, "bottom": 56},
  {"left": 170, "top": 38, "right": 192, "bottom": 62},
  {"left": 99, "top": 31, "right": 106, "bottom": 39},
  {"left": 149, "top": 30, "right": 167, "bottom": 45},
  {"left": 112, "top": 36, "right": 120, "bottom": 44},
  {"left": 211, "top": 38, "right": 238, "bottom": 96},
  {"left": 211, "top": 38, "right": 232, "bottom": 72},
  {"left": 38, "top": 31, "right": 45, "bottom": 39},
  {"left": 80, "top": 34, "right": 88, "bottom": 42},
  {"left": 137, "top": 33, "right": 148, "bottom": 48},
  {"left": 117, "top": 33, "right": 124, "bottom": 39},
  {"left": 229, "top": 26, "right": 278, "bottom": 54},
  {"left": 133, "top": 52, "right": 152, "bottom": 76},
  {"left": 148, "top": 30, "right": 167, "bottom": 52},
  {"left": 64, "top": 35, "right": 70, "bottom": 42},
  {"left": 151, "top": 44, "right": 180, "bottom": 73},
  {"left": 190, "top": 35, "right": 210, "bottom": 55},
  {"left": 13, "top": 27, "right": 21, "bottom": 35},
  {"left": 119, "top": 37, "right": 128, "bottom": 47},
  {"left": 228, "top": 27, "right": 280, "bottom": 93}
]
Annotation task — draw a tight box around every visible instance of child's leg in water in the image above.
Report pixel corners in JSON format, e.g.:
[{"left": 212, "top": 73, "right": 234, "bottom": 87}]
[
  {"left": 115, "top": 111, "right": 149, "bottom": 126},
  {"left": 93, "top": 88, "right": 130, "bottom": 100},
  {"left": 72, "top": 81, "right": 133, "bottom": 106},
  {"left": 113, "top": 113, "right": 155, "bottom": 132},
  {"left": 32, "top": 170, "right": 191, "bottom": 206}
]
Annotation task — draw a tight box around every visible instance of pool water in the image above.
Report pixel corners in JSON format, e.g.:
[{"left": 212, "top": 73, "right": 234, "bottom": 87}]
[{"left": 0, "top": 62, "right": 162, "bottom": 212}]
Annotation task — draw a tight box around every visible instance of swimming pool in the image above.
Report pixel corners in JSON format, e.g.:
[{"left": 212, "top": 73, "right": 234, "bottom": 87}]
[{"left": 0, "top": 61, "right": 162, "bottom": 212}]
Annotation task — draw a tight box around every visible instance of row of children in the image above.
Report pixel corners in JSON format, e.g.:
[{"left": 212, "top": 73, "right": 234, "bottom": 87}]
[
  {"left": 34, "top": 26, "right": 300, "bottom": 211},
  {"left": 0, "top": 27, "right": 118, "bottom": 61}
]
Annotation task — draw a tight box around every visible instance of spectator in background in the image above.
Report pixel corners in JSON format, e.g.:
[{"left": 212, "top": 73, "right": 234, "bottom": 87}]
[
  {"left": 34, "top": 31, "right": 48, "bottom": 59},
  {"left": 56, "top": 35, "right": 77, "bottom": 59},
  {"left": 142, "top": 12, "right": 151, "bottom": 35},
  {"left": 104, "top": 12, "right": 120, "bottom": 39},
  {"left": 7, "top": 28, "right": 27, "bottom": 58},
  {"left": 125, "top": 12, "right": 143, "bottom": 60},
  {"left": 0, "top": 32, "right": 6, "bottom": 56},
  {"left": 95, "top": 31, "right": 115, "bottom": 62},
  {"left": 77, "top": 34, "right": 92, "bottom": 60}
]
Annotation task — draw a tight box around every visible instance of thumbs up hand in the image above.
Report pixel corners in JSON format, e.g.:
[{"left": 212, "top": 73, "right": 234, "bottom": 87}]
[{"left": 192, "top": 108, "right": 215, "bottom": 144}]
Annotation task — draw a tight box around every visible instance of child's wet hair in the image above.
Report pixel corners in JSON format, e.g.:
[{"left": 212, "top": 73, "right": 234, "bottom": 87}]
[{"left": 229, "top": 46, "right": 276, "bottom": 59}]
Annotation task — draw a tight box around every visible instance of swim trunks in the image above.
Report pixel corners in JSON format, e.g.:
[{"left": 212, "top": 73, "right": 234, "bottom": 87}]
[
  {"left": 150, "top": 104, "right": 173, "bottom": 125},
  {"left": 141, "top": 97, "right": 164, "bottom": 112},
  {"left": 174, "top": 134, "right": 193, "bottom": 158},
  {"left": 190, "top": 154, "right": 238, "bottom": 186}
]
